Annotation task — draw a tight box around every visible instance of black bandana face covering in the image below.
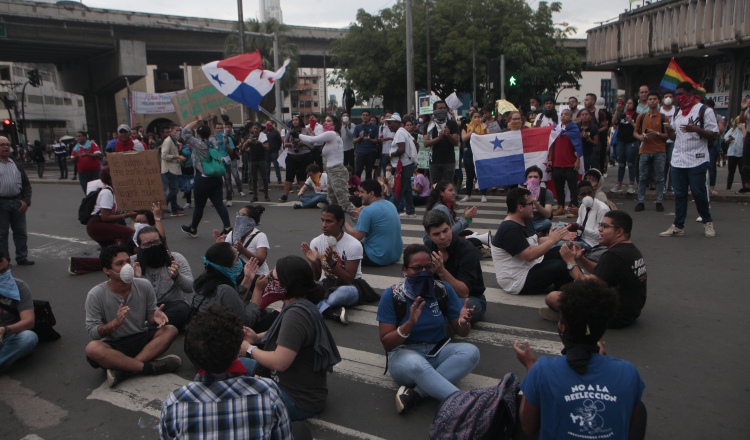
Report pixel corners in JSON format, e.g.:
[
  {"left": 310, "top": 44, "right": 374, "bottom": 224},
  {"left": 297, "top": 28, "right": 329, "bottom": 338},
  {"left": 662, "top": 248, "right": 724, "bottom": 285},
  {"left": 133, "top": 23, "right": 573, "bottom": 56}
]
[
  {"left": 138, "top": 243, "right": 172, "bottom": 269},
  {"left": 404, "top": 271, "right": 435, "bottom": 300}
]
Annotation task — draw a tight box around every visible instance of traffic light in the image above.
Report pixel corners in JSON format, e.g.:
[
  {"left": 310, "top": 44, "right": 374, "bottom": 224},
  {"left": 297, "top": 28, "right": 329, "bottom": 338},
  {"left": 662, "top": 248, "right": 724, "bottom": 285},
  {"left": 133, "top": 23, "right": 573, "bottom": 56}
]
[
  {"left": 508, "top": 75, "right": 517, "bottom": 87},
  {"left": 505, "top": 58, "right": 520, "bottom": 88},
  {"left": 2, "top": 119, "right": 18, "bottom": 145},
  {"left": 27, "top": 69, "right": 41, "bottom": 87}
]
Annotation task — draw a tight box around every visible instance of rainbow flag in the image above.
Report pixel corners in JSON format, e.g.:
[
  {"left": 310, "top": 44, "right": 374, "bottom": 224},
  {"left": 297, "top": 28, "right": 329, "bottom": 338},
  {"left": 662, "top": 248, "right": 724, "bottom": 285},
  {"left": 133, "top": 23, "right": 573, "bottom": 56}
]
[{"left": 658, "top": 58, "right": 706, "bottom": 99}]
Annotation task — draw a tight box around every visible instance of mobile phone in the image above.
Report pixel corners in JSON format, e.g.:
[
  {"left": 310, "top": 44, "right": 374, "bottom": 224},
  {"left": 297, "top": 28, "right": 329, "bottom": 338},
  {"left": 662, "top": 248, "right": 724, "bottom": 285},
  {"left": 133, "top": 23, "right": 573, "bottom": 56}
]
[
  {"left": 618, "top": 98, "right": 624, "bottom": 106},
  {"left": 426, "top": 337, "right": 452, "bottom": 357}
]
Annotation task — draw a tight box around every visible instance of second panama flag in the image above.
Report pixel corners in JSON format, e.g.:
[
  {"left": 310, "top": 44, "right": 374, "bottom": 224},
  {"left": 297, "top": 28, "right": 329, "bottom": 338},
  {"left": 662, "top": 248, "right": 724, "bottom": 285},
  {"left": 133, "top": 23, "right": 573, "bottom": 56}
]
[{"left": 202, "top": 50, "right": 290, "bottom": 111}]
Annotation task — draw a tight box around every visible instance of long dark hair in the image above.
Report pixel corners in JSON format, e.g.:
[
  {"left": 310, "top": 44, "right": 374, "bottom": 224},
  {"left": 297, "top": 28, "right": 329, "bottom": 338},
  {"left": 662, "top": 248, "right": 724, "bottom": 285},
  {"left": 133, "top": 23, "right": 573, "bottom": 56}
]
[
  {"left": 193, "top": 242, "right": 236, "bottom": 297},
  {"left": 425, "top": 180, "right": 456, "bottom": 218},
  {"left": 275, "top": 255, "right": 325, "bottom": 302}
]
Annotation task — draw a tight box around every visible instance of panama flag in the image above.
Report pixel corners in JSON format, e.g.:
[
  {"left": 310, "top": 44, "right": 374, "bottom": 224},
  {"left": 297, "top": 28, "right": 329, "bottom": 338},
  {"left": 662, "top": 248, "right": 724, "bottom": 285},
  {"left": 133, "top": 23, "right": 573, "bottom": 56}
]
[
  {"left": 202, "top": 50, "right": 290, "bottom": 111},
  {"left": 471, "top": 125, "right": 583, "bottom": 191}
]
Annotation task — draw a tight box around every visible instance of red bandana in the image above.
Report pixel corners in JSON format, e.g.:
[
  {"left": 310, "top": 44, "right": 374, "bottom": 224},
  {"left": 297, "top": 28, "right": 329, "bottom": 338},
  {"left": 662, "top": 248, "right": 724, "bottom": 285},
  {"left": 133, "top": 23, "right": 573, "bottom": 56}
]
[
  {"left": 198, "top": 358, "right": 248, "bottom": 376},
  {"left": 677, "top": 94, "right": 698, "bottom": 116}
]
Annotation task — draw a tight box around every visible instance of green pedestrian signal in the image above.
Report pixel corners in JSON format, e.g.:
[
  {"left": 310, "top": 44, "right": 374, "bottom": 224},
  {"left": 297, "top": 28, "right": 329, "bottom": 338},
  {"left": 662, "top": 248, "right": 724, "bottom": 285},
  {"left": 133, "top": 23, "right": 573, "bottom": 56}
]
[{"left": 509, "top": 76, "right": 517, "bottom": 87}]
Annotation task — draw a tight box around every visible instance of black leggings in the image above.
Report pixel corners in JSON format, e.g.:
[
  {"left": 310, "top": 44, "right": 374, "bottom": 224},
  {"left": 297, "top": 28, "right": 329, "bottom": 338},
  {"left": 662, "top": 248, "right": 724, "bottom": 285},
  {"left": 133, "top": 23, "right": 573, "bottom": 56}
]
[
  {"left": 552, "top": 167, "right": 579, "bottom": 208},
  {"left": 190, "top": 174, "right": 231, "bottom": 231},
  {"left": 519, "top": 247, "right": 573, "bottom": 295},
  {"left": 727, "top": 156, "right": 745, "bottom": 189}
]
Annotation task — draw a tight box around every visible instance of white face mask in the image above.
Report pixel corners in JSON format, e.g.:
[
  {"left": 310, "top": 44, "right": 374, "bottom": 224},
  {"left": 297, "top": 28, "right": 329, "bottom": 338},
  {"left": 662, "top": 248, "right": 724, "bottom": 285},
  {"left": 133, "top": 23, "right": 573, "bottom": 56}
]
[
  {"left": 664, "top": 98, "right": 673, "bottom": 106},
  {"left": 325, "top": 235, "right": 338, "bottom": 247},
  {"left": 530, "top": 105, "right": 537, "bottom": 112},
  {"left": 118, "top": 263, "right": 135, "bottom": 283},
  {"left": 385, "top": 171, "right": 392, "bottom": 178},
  {"left": 418, "top": 118, "right": 424, "bottom": 124},
  {"left": 581, "top": 195, "right": 594, "bottom": 209},
  {"left": 342, "top": 117, "right": 349, "bottom": 123}
]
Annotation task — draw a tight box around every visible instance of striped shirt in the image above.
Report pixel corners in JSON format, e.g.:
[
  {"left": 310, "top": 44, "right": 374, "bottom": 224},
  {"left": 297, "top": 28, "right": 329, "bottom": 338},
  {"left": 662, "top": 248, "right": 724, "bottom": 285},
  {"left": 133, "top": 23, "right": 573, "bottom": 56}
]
[
  {"left": 160, "top": 370, "right": 292, "bottom": 440},
  {"left": 670, "top": 104, "right": 718, "bottom": 169},
  {"left": 0, "top": 158, "right": 23, "bottom": 197}
]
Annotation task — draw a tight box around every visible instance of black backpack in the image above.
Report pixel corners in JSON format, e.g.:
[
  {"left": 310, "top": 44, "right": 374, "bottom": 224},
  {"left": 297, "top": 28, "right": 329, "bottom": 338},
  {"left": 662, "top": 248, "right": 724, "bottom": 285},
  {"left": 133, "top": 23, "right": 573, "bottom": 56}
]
[{"left": 77, "top": 187, "right": 111, "bottom": 225}]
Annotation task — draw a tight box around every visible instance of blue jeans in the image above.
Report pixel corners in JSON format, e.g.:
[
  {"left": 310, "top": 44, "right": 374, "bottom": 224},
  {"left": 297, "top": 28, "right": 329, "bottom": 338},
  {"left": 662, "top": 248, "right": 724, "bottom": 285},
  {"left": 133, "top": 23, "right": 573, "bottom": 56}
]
[
  {"left": 388, "top": 342, "right": 480, "bottom": 401},
  {"left": 671, "top": 162, "right": 712, "bottom": 229},
  {"left": 708, "top": 140, "right": 720, "bottom": 187},
  {"left": 163, "top": 172, "right": 181, "bottom": 211},
  {"left": 616, "top": 141, "right": 639, "bottom": 184},
  {"left": 465, "top": 294, "right": 486, "bottom": 323},
  {"left": 532, "top": 219, "right": 552, "bottom": 234},
  {"left": 638, "top": 153, "right": 666, "bottom": 203},
  {"left": 0, "top": 330, "right": 38, "bottom": 371},
  {"left": 355, "top": 150, "right": 377, "bottom": 181},
  {"left": 56, "top": 154, "right": 68, "bottom": 178},
  {"left": 317, "top": 285, "right": 359, "bottom": 313},
  {"left": 397, "top": 163, "right": 416, "bottom": 215},
  {"left": 299, "top": 192, "right": 329, "bottom": 208},
  {"left": 0, "top": 198, "right": 28, "bottom": 262},
  {"left": 266, "top": 150, "right": 282, "bottom": 183},
  {"left": 665, "top": 142, "right": 674, "bottom": 191},
  {"left": 224, "top": 160, "right": 243, "bottom": 199},
  {"left": 78, "top": 170, "right": 100, "bottom": 194}
]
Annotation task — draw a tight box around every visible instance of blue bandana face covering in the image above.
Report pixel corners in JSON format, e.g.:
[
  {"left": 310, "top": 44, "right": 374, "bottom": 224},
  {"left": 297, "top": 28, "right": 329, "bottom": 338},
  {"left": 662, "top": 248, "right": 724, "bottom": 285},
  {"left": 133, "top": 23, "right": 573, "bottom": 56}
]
[
  {"left": 202, "top": 257, "right": 243, "bottom": 287},
  {"left": 0, "top": 270, "right": 21, "bottom": 301},
  {"left": 233, "top": 214, "right": 257, "bottom": 244},
  {"left": 403, "top": 271, "right": 435, "bottom": 300}
]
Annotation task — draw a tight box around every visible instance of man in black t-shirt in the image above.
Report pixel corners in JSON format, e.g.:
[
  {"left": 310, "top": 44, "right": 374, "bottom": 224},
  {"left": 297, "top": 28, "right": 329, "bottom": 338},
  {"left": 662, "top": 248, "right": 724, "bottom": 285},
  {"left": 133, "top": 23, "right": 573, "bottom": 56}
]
[
  {"left": 543, "top": 210, "right": 647, "bottom": 328},
  {"left": 264, "top": 122, "right": 283, "bottom": 184},
  {"left": 244, "top": 123, "right": 270, "bottom": 202},
  {"left": 424, "top": 100, "right": 459, "bottom": 185},
  {"left": 0, "top": 251, "right": 38, "bottom": 371}
]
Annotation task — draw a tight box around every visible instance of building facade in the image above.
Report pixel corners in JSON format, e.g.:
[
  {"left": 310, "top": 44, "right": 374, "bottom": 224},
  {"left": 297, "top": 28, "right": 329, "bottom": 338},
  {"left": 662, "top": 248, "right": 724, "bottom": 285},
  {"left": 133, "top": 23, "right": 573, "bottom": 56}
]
[{"left": 259, "top": 0, "right": 284, "bottom": 23}]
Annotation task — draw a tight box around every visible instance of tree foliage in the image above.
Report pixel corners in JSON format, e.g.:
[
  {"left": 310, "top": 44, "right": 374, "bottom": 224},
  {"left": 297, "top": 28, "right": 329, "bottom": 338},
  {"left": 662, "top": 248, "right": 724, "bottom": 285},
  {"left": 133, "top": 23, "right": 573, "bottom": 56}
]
[
  {"left": 224, "top": 19, "right": 300, "bottom": 115},
  {"left": 331, "top": 0, "right": 581, "bottom": 110}
]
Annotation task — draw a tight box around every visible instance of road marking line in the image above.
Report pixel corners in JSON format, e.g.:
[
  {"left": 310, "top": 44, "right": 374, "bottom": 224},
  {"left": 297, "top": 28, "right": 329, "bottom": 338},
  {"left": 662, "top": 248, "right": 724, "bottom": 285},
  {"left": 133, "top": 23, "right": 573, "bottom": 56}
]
[
  {"left": 401, "top": 231, "right": 495, "bottom": 245},
  {"left": 307, "top": 418, "right": 388, "bottom": 440},
  {"left": 0, "top": 376, "right": 68, "bottom": 429},
  {"left": 28, "top": 232, "right": 94, "bottom": 244},
  {"left": 361, "top": 274, "right": 545, "bottom": 309},
  {"left": 87, "top": 373, "right": 187, "bottom": 418}
]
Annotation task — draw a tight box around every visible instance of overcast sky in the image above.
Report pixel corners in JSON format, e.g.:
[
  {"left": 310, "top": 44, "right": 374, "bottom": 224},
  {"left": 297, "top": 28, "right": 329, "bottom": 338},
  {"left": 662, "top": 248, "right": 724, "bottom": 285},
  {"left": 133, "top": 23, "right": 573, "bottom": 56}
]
[{"left": 83, "top": 0, "right": 629, "bottom": 35}]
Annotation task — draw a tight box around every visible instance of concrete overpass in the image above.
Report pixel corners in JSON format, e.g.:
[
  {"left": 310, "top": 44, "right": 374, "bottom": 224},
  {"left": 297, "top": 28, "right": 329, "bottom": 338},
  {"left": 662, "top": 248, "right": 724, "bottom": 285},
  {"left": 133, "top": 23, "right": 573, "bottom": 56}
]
[{"left": 0, "top": 0, "right": 346, "bottom": 141}]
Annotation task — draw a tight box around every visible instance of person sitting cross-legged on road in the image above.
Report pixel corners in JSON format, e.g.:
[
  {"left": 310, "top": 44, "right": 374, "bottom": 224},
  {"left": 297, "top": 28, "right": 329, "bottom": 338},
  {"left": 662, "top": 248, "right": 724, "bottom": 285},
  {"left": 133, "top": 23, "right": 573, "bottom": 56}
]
[
  {"left": 376, "top": 244, "right": 480, "bottom": 415},
  {"left": 294, "top": 164, "right": 329, "bottom": 209},
  {"left": 423, "top": 210, "right": 487, "bottom": 323},
  {"left": 159, "top": 305, "right": 312, "bottom": 440},
  {"left": 84, "top": 245, "right": 181, "bottom": 388},
  {"left": 491, "top": 188, "right": 573, "bottom": 295},
  {"left": 513, "top": 280, "right": 647, "bottom": 440},
  {"left": 301, "top": 205, "right": 380, "bottom": 324},
  {"left": 540, "top": 210, "right": 648, "bottom": 328},
  {"left": 0, "top": 251, "right": 38, "bottom": 372}
]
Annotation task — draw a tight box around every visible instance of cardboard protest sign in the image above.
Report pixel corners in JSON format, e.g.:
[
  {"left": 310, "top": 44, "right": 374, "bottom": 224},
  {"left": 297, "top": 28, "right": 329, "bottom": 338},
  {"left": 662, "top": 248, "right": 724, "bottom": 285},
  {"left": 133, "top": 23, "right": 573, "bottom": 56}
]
[
  {"left": 106, "top": 150, "right": 165, "bottom": 211},
  {"left": 170, "top": 84, "right": 238, "bottom": 125},
  {"left": 495, "top": 99, "right": 519, "bottom": 115}
]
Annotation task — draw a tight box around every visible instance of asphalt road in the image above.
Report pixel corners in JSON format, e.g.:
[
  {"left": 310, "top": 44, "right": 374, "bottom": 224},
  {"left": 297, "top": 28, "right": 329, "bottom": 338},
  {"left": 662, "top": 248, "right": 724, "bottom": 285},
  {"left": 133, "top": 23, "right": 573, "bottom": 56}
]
[{"left": 1, "top": 182, "right": 748, "bottom": 439}]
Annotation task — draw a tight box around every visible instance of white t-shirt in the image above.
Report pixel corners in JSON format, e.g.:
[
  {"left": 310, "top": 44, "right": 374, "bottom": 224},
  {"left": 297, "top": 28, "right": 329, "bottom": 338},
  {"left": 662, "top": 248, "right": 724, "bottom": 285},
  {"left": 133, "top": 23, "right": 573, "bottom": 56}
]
[
  {"left": 92, "top": 187, "right": 116, "bottom": 215},
  {"left": 670, "top": 104, "right": 718, "bottom": 168},
  {"left": 309, "top": 232, "right": 363, "bottom": 280},
  {"left": 225, "top": 228, "right": 270, "bottom": 275},
  {"left": 86, "top": 179, "right": 106, "bottom": 195},
  {"left": 299, "top": 131, "right": 344, "bottom": 168},
  {"left": 380, "top": 125, "right": 394, "bottom": 155},
  {"left": 258, "top": 132, "right": 268, "bottom": 144},
  {"left": 133, "top": 140, "right": 146, "bottom": 152},
  {"left": 536, "top": 115, "right": 557, "bottom": 128},
  {"left": 575, "top": 198, "right": 610, "bottom": 248},
  {"left": 390, "top": 127, "right": 417, "bottom": 167},
  {"left": 304, "top": 173, "right": 329, "bottom": 194},
  {"left": 490, "top": 220, "right": 543, "bottom": 295}
]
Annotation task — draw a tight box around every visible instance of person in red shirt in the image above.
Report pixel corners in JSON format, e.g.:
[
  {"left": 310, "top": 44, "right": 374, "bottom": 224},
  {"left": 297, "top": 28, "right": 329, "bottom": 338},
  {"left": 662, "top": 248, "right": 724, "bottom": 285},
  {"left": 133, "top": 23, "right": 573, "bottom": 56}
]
[
  {"left": 70, "top": 131, "right": 102, "bottom": 193},
  {"left": 549, "top": 109, "right": 583, "bottom": 216}
]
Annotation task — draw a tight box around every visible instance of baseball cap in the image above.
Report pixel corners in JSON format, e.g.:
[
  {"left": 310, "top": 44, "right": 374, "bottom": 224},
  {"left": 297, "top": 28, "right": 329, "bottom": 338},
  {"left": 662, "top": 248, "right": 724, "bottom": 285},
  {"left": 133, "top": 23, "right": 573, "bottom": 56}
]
[
  {"left": 385, "top": 113, "right": 402, "bottom": 122},
  {"left": 117, "top": 124, "right": 131, "bottom": 132},
  {"left": 595, "top": 98, "right": 606, "bottom": 110}
]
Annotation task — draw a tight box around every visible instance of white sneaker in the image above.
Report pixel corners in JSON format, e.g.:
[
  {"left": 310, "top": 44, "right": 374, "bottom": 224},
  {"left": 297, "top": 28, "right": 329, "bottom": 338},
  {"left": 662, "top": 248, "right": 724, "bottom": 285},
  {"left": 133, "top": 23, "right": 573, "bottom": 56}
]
[
  {"left": 316, "top": 202, "right": 328, "bottom": 208},
  {"left": 610, "top": 186, "right": 622, "bottom": 193},
  {"left": 460, "top": 195, "right": 471, "bottom": 202},
  {"left": 659, "top": 224, "right": 684, "bottom": 237},
  {"left": 602, "top": 173, "right": 608, "bottom": 178},
  {"left": 704, "top": 222, "right": 715, "bottom": 237},
  {"left": 481, "top": 195, "right": 488, "bottom": 203},
  {"left": 399, "top": 212, "right": 417, "bottom": 218},
  {"left": 695, "top": 216, "right": 702, "bottom": 222},
  {"left": 182, "top": 203, "right": 191, "bottom": 209},
  {"left": 626, "top": 185, "right": 635, "bottom": 194},
  {"left": 226, "top": 200, "right": 232, "bottom": 207},
  {"left": 239, "top": 192, "right": 246, "bottom": 197}
]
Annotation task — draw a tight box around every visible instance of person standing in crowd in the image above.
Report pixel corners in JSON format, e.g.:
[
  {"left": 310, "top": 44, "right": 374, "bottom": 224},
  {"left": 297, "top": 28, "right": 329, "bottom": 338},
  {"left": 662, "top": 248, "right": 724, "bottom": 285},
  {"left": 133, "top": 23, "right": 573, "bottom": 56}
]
[
  {"left": 115, "top": 125, "right": 145, "bottom": 152},
  {"left": 549, "top": 109, "right": 583, "bottom": 216},
  {"left": 264, "top": 121, "right": 283, "bottom": 185},
  {"left": 340, "top": 112, "right": 356, "bottom": 169},
  {"left": 386, "top": 114, "right": 418, "bottom": 218},
  {"left": 302, "top": 204, "right": 379, "bottom": 324},
  {"left": 379, "top": 110, "right": 395, "bottom": 178},
  {"left": 52, "top": 135, "right": 68, "bottom": 180},
  {"left": 577, "top": 109, "right": 599, "bottom": 172},
  {"left": 534, "top": 97, "right": 558, "bottom": 127},
  {"left": 180, "top": 117, "right": 232, "bottom": 238},
  {"left": 634, "top": 91, "right": 668, "bottom": 212},
  {"left": 514, "top": 281, "right": 646, "bottom": 440},
  {"left": 344, "top": 179, "right": 402, "bottom": 266},
  {"left": 304, "top": 115, "right": 324, "bottom": 171},
  {"left": 660, "top": 91, "right": 678, "bottom": 193},
  {"left": 31, "top": 141, "right": 45, "bottom": 179},
  {"left": 660, "top": 82, "right": 719, "bottom": 238},
  {"left": 704, "top": 99, "right": 724, "bottom": 196},
  {"left": 85, "top": 167, "right": 137, "bottom": 249},
  {"left": 300, "top": 114, "right": 354, "bottom": 212},
  {"left": 71, "top": 130, "right": 102, "bottom": 193},
  {"left": 491, "top": 188, "right": 572, "bottom": 296},
  {"left": 0, "top": 137, "right": 33, "bottom": 266},
  {"left": 636, "top": 85, "right": 650, "bottom": 114},
  {"left": 376, "top": 244, "right": 479, "bottom": 414},
  {"left": 244, "top": 122, "right": 270, "bottom": 203},
  {"left": 353, "top": 110, "right": 379, "bottom": 181},
  {"left": 725, "top": 116, "right": 747, "bottom": 191},
  {"left": 280, "top": 116, "right": 314, "bottom": 202},
  {"left": 527, "top": 96, "right": 542, "bottom": 126},
  {"left": 105, "top": 132, "right": 118, "bottom": 153},
  {"left": 568, "top": 96, "right": 580, "bottom": 116},
  {"left": 610, "top": 99, "right": 639, "bottom": 194},
  {"left": 239, "top": 255, "right": 342, "bottom": 421},
  {"left": 0, "top": 251, "right": 38, "bottom": 371},
  {"left": 524, "top": 166, "right": 554, "bottom": 234},
  {"left": 460, "top": 110, "right": 489, "bottom": 203},
  {"left": 131, "top": 227, "right": 192, "bottom": 331},
  {"left": 160, "top": 125, "right": 186, "bottom": 217},
  {"left": 84, "top": 245, "right": 181, "bottom": 388},
  {"left": 740, "top": 98, "right": 750, "bottom": 193},
  {"left": 425, "top": 101, "right": 459, "bottom": 185},
  {"left": 214, "top": 121, "right": 243, "bottom": 208}
]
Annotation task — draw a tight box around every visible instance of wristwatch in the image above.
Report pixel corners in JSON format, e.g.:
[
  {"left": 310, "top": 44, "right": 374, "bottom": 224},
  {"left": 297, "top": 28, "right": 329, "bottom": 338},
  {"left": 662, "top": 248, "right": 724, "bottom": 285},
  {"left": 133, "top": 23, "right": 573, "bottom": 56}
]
[
  {"left": 566, "top": 262, "right": 577, "bottom": 271},
  {"left": 3, "top": 326, "right": 11, "bottom": 336},
  {"left": 246, "top": 345, "right": 256, "bottom": 358}
]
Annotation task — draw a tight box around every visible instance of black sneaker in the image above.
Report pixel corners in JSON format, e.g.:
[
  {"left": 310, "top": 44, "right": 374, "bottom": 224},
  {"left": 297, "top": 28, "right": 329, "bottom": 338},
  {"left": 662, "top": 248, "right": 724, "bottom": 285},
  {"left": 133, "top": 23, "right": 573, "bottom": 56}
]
[
  {"left": 106, "top": 369, "right": 132, "bottom": 388},
  {"left": 279, "top": 194, "right": 288, "bottom": 202},
  {"left": 655, "top": 203, "right": 664, "bottom": 212},
  {"left": 322, "top": 307, "right": 348, "bottom": 325},
  {"left": 181, "top": 225, "right": 198, "bottom": 237},
  {"left": 251, "top": 197, "right": 259, "bottom": 202},
  {"left": 739, "top": 187, "right": 750, "bottom": 194},
  {"left": 147, "top": 354, "right": 182, "bottom": 376},
  {"left": 396, "top": 386, "right": 420, "bottom": 414},
  {"left": 264, "top": 197, "right": 271, "bottom": 202},
  {"left": 634, "top": 203, "right": 645, "bottom": 212},
  {"left": 293, "top": 204, "right": 302, "bottom": 209},
  {"left": 68, "top": 257, "right": 77, "bottom": 275}
]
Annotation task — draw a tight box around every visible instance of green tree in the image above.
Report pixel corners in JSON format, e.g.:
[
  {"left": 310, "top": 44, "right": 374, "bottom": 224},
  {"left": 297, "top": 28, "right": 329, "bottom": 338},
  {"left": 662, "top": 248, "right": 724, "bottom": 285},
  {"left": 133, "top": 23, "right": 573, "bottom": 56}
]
[
  {"left": 224, "top": 18, "right": 300, "bottom": 116},
  {"left": 331, "top": 0, "right": 581, "bottom": 110}
]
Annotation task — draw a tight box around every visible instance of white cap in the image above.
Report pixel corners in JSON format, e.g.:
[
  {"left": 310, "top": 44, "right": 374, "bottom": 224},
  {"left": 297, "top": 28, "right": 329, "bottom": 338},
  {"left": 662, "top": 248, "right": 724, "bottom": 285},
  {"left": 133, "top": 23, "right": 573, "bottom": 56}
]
[
  {"left": 385, "top": 113, "right": 402, "bottom": 123},
  {"left": 595, "top": 98, "right": 606, "bottom": 110}
]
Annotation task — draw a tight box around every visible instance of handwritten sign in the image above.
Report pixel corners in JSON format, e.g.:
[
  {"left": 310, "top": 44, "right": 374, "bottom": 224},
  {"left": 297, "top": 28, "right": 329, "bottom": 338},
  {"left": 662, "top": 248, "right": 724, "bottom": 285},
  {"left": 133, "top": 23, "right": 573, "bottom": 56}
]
[
  {"left": 132, "top": 90, "right": 184, "bottom": 114},
  {"left": 170, "top": 84, "right": 238, "bottom": 125},
  {"left": 107, "top": 150, "right": 165, "bottom": 211}
]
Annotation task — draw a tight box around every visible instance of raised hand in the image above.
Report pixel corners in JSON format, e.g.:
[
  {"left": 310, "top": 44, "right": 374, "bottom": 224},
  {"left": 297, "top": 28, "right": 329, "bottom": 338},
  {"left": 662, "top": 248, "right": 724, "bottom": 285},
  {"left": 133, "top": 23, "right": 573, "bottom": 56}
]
[
  {"left": 407, "top": 297, "right": 426, "bottom": 324},
  {"left": 153, "top": 304, "right": 169, "bottom": 328},
  {"left": 301, "top": 242, "right": 319, "bottom": 263},
  {"left": 459, "top": 298, "right": 476, "bottom": 325},
  {"left": 244, "top": 257, "right": 259, "bottom": 279}
]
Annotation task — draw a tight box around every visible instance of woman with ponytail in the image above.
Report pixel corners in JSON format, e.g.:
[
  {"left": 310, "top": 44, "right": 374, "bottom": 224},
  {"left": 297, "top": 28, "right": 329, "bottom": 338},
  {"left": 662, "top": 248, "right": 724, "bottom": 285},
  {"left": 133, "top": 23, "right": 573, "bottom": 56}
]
[{"left": 512, "top": 280, "right": 647, "bottom": 439}]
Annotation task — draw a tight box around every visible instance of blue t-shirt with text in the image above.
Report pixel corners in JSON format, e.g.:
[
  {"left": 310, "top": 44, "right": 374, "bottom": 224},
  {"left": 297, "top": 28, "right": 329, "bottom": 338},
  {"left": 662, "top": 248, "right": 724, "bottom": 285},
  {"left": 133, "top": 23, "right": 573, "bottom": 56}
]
[
  {"left": 353, "top": 123, "right": 378, "bottom": 153},
  {"left": 354, "top": 199, "right": 402, "bottom": 265},
  {"left": 376, "top": 282, "right": 462, "bottom": 345},
  {"left": 520, "top": 354, "right": 645, "bottom": 440}
]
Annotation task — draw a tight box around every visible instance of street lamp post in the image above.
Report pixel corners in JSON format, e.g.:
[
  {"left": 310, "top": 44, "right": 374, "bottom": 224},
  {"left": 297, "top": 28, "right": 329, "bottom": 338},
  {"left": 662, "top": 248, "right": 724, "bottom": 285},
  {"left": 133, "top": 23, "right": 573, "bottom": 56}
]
[
  {"left": 237, "top": 0, "right": 245, "bottom": 121},
  {"left": 405, "top": 0, "right": 415, "bottom": 115}
]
